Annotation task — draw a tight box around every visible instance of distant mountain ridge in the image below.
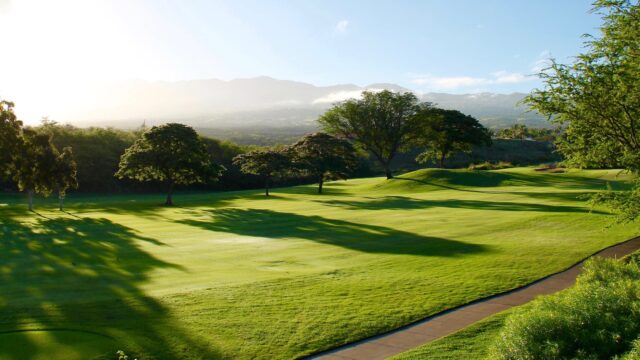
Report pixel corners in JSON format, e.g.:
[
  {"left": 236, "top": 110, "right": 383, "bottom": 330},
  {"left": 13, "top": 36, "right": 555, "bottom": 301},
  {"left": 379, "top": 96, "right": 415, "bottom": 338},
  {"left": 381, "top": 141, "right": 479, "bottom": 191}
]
[{"left": 66, "top": 76, "right": 548, "bottom": 129}]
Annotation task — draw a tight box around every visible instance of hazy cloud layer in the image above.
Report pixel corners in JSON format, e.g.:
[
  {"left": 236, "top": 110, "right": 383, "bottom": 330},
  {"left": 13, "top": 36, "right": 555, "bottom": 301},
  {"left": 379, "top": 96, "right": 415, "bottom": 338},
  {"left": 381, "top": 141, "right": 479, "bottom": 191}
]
[
  {"left": 409, "top": 70, "right": 533, "bottom": 90},
  {"left": 531, "top": 50, "right": 552, "bottom": 73},
  {"left": 335, "top": 20, "right": 349, "bottom": 33},
  {"left": 312, "top": 88, "right": 384, "bottom": 104}
]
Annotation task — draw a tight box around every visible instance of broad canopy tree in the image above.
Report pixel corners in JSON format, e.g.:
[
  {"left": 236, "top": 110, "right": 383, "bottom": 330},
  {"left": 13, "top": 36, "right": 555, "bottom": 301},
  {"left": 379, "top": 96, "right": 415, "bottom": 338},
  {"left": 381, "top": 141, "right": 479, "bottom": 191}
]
[
  {"left": 290, "top": 132, "right": 357, "bottom": 194},
  {"left": 233, "top": 148, "right": 290, "bottom": 196},
  {"left": 319, "top": 90, "right": 434, "bottom": 179},
  {"left": 13, "top": 130, "right": 60, "bottom": 211},
  {"left": 116, "top": 123, "right": 223, "bottom": 205},
  {"left": 416, "top": 109, "right": 492, "bottom": 168},
  {"left": 525, "top": 0, "right": 640, "bottom": 221}
]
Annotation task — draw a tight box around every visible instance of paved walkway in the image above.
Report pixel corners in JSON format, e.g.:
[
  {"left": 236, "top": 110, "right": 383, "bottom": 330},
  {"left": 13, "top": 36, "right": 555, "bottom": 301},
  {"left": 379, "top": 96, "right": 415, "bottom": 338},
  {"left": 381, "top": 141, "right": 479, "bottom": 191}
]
[{"left": 307, "top": 237, "right": 640, "bottom": 360}]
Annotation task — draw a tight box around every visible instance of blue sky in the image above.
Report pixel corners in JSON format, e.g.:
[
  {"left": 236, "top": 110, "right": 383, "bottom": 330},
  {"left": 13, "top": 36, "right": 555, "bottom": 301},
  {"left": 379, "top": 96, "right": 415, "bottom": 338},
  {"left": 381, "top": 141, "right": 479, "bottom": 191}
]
[{"left": 1, "top": 0, "right": 601, "bottom": 95}]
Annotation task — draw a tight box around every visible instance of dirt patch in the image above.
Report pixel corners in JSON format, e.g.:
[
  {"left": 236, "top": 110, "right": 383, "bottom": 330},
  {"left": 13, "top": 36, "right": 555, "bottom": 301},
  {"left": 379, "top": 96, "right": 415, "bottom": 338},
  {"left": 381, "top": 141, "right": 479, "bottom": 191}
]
[
  {"left": 534, "top": 167, "right": 566, "bottom": 173},
  {"left": 534, "top": 164, "right": 566, "bottom": 173}
]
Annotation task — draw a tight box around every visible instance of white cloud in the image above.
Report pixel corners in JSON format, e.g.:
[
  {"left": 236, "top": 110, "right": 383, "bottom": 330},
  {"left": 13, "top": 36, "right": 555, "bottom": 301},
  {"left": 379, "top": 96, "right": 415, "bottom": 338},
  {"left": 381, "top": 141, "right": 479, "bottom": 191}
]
[
  {"left": 493, "top": 71, "right": 527, "bottom": 84},
  {"left": 335, "top": 20, "right": 349, "bottom": 33},
  {"left": 531, "top": 50, "right": 552, "bottom": 73},
  {"left": 312, "top": 88, "right": 384, "bottom": 104},
  {"left": 411, "top": 75, "right": 488, "bottom": 89},
  {"left": 410, "top": 71, "right": 533, "bottom": 90}
]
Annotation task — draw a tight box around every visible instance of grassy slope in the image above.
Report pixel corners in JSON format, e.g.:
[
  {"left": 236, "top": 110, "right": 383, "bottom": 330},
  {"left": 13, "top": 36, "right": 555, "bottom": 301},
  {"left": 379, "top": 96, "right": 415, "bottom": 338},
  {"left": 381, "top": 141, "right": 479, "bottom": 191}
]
[{"left": 0, "top": 168, "right": 637, "bottom": 359}]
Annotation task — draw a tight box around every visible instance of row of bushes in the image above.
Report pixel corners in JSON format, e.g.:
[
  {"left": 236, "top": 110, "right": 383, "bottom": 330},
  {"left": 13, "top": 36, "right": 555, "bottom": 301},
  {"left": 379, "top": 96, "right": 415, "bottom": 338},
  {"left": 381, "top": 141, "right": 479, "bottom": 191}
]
[{"left": 489, "top": 254, "right": 640, "bottom": 359}]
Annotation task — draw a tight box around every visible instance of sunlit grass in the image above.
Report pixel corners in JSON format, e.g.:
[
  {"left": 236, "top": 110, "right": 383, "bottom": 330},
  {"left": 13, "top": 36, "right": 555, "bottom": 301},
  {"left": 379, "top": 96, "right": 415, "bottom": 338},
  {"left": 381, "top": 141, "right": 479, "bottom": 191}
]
[{"left": 0, "top": 167, "right": 636, "bottom": 359}]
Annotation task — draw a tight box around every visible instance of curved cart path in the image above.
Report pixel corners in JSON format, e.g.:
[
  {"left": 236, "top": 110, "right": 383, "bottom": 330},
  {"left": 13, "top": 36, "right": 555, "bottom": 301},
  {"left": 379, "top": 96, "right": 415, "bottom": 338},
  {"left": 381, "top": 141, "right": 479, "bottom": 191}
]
[{"left": 306, "top": 236, "right": 640, "bottom": 360}]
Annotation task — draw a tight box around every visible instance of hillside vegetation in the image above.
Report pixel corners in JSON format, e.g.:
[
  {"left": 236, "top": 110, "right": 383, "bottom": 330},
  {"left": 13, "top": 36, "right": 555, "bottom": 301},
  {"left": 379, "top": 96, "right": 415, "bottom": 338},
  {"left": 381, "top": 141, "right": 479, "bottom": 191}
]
[{"left": 0, "top": 168, "right": 637, "bottom": 359}]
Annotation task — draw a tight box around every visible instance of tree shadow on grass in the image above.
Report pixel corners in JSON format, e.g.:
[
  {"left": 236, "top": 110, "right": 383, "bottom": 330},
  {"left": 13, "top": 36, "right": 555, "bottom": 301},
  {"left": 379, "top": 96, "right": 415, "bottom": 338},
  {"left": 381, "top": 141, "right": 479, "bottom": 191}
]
[
  {"left": 179, "top": 208, "right": 490, "bottom": 257},
  {"left": 315, "top": 196, "right": 607, "bottom": 214},
  {"left": 0, "top": 216, "right": 217, "bottom": 359}
]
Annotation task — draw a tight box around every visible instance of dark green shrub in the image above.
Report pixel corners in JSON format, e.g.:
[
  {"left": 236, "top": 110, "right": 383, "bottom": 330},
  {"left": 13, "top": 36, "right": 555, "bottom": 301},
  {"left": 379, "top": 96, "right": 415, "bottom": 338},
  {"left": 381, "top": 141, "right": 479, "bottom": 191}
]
[{"left": 488, "top": 257, "right": 640, "bottom": 359}]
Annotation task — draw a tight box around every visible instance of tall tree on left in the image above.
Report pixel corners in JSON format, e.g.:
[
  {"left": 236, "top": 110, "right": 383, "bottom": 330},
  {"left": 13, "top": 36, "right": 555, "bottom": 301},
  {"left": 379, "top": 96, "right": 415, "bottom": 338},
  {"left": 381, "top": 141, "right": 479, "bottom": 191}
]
[
  {"left": 116, "top": 123, "right": 223, "bottom": 205},
  {"left": 0, "top": 100, "right": 23, "bottom": 180}
]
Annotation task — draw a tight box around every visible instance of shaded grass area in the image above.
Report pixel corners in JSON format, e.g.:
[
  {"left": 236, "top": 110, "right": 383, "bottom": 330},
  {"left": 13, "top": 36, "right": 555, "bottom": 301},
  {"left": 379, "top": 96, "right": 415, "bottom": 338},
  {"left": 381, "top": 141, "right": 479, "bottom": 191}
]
[{"left": 0, "top": 167, "right": 637, "bottom": 359}]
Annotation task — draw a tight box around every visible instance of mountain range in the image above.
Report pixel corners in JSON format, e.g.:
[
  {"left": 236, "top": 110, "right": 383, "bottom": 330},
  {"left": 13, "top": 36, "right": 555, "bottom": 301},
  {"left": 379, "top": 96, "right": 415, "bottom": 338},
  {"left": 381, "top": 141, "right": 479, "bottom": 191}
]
[{"left": 66, "top": 76, "right": 549, "bottom": 129}]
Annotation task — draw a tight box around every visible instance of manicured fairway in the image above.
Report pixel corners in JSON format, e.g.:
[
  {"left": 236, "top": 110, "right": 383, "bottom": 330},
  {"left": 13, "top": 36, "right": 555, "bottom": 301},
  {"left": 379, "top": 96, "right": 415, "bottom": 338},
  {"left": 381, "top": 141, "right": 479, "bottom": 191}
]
[{"left": 0, "top": 168, "right": 637, "bottom": 359}]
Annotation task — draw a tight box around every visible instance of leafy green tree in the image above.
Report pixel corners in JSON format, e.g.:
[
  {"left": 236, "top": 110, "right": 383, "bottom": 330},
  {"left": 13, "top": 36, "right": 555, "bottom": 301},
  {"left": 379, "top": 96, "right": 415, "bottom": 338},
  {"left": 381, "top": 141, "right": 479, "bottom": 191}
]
[
  {"left": 525, "top": 0, "right": 640, "bottom": 221},
  {"left": 233, "top": 148, "right": 290, "bottom": 196},
  {"left": 290, "top": 133, "right": 357, "bottom": 194},
  {"left": 39, "top": 123, "right": 138, "bottom": 192},
  {"left": 416, "top": 109, "right": 492, "bottom": 168},
  {"left": 497, "top": 124, "right": 528, "bottom": 140},
  {"left": 52, "top": 147, "right": 78, "bottom": 211},
  {"left": 0, "top": 100, "right": 23, "bottom": 179},
  {"left": 13, "top": 130, "right": 59, "bottom": 211},
  {"left": 116, "top": 123, "right": 223, "bottom": 205},
  {"left": 319, "top": 90, "right": 434, "bottom": 179}
]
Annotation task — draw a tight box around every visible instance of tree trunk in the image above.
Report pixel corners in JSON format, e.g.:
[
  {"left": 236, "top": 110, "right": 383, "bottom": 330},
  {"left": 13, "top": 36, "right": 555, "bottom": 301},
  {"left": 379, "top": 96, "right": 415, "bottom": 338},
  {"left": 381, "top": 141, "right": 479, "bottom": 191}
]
[
  {"left": 372, "top": 152, "right": 393, "bottom": 180},
  {"left": 59, "top": 193, "right": 64, "bottom": 211},
  {"left": 265, "top": 176, "right": 270, "bottom": 196},
  {"left": 165, "top": 181, "right": 174, "bottom": 206},
  {"left": 383, "top": 162, "right": 393, "bottom": 179},
  {"left": 27, "top": 189, "right": 34, "bottom": 211},
  {"left": 439, "top": 152, "right": 446, "bottom": 168},
  {"left": 318, "top": 177, "right": 324, "bottom": 194}
]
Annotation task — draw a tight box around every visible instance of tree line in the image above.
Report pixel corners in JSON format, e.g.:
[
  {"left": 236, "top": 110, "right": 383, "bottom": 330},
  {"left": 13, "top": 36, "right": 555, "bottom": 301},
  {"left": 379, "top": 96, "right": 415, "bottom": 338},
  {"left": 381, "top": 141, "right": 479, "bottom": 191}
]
[
  {"left": 1, "top": 90, "right": 492, "bottom": 208},
  {"left": 494, "top": 124, "right": 562, "bottom": 142},
  {"left": 0, "top": 101, "right": 78, "bottom": 211}
]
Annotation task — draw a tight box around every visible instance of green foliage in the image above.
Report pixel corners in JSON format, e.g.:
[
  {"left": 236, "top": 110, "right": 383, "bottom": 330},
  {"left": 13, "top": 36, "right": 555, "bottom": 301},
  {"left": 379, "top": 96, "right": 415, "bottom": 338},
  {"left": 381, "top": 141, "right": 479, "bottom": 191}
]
[
  {"left": 13, "top": 129, "right": 62, "bottom": 210},
  {"left": 525, "top": 0, "right": 640, "bottom": 221},
  {"left": 591, "top": 179, "right": 640, "bottom": 223},
  {"left": 319, "top": 90, "right": 434, "bottom": 179},
  {"left": 39, "top": 122, "right": 138, "bottom": 192},
  {"left": 489, "top": 257, "right": 640, "bottom": 360},
  {"left": 620, "top": 340, "right": 640, "bottom": 360},
  {"left": 495, "top": 124, "right": 562, "bottom": 142},
  {"left": 51, "top": 146, "right": 78, "bottom": 210},
  {"left": 290, "top": 133, "right": 358, "bottom": 193},
  {"left": 233, "top": 148, "right": 291, "bottom": 195},
  {"left": 116, "top": 123, "right": 223, "bottom": 205},
  {"left": 415, "top": 109, "right": 492, "bottom": 168},
  {"left": 526, "top": 1, "right": 640, "bottom": 171},
  {"left": 0, "top": 100, "right": 23, "bottom": 179}
]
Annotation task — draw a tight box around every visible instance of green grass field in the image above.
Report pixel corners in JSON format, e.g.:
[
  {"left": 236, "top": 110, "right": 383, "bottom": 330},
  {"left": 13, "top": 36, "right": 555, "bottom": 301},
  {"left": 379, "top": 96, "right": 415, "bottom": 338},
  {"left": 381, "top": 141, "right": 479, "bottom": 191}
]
[{"left": 0, "top": 167, "right": 637, "bottom": 359}]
